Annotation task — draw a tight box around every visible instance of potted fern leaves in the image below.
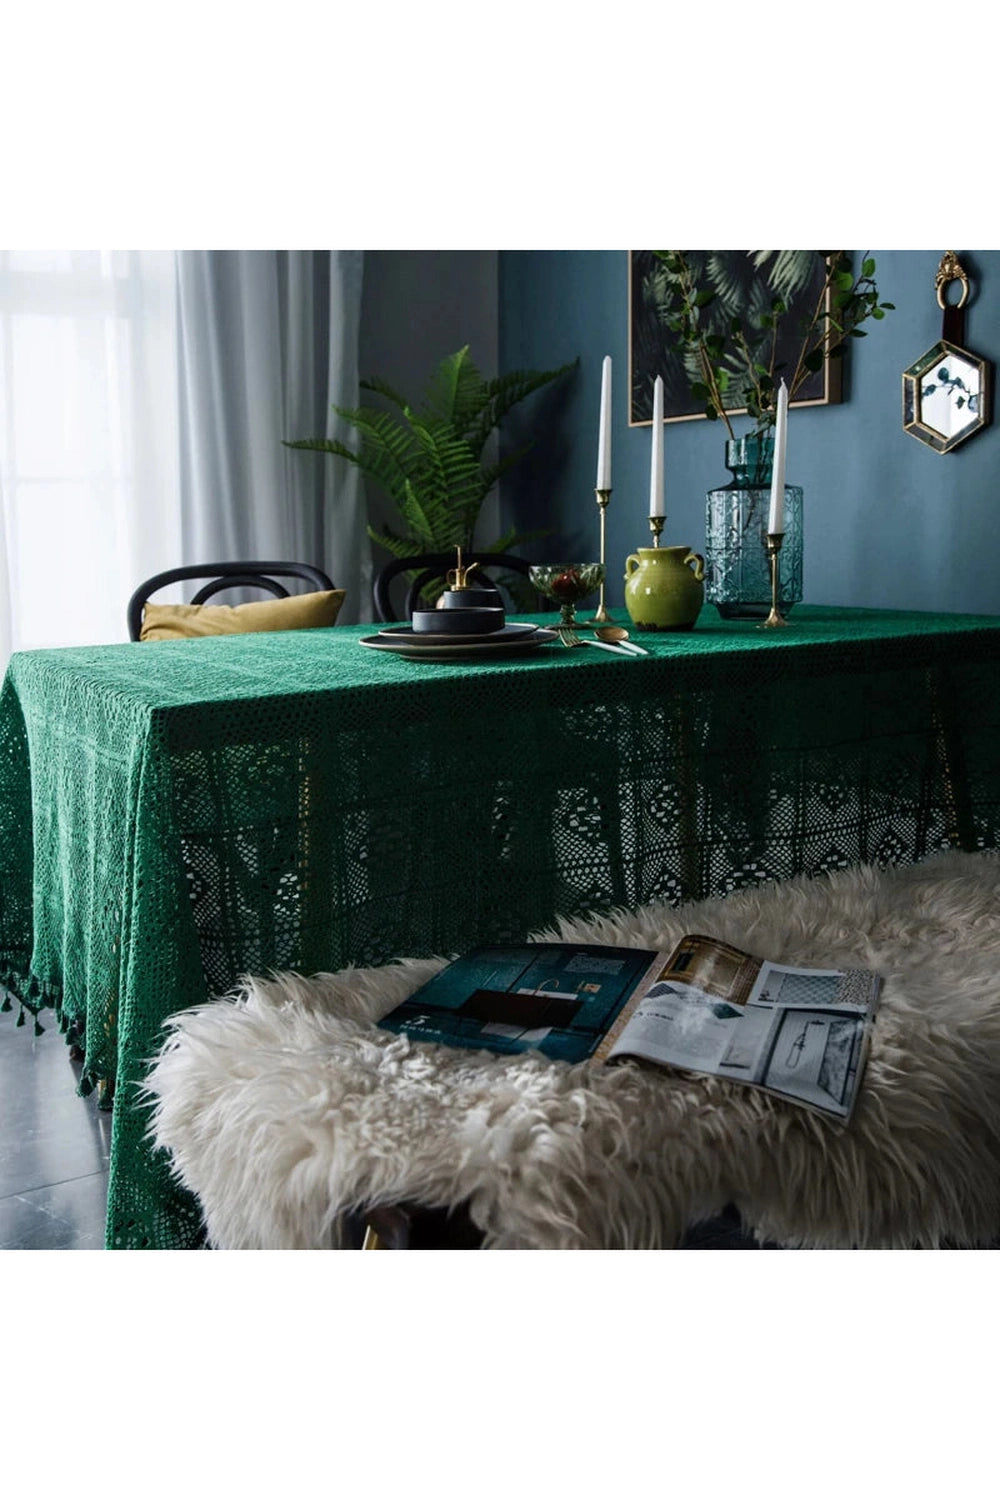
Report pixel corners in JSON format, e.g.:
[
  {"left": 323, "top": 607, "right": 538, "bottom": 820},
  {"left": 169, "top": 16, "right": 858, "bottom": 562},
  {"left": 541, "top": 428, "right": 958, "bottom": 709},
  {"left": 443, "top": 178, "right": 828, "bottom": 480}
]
[{"left": 286, "top": 345, "right": 576, "bottom": 594}]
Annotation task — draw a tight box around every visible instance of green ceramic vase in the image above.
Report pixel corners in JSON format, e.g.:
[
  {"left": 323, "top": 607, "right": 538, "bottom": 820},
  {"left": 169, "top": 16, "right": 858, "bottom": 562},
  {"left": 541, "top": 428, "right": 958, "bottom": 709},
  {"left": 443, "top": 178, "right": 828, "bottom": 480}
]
[{"left": 624, "top": 546, "right": 705, "bottom": 631}]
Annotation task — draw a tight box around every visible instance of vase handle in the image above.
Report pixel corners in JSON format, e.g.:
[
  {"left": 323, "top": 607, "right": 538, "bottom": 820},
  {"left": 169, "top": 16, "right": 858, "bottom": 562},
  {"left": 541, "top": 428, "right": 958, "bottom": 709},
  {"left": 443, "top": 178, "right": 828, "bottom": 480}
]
[
  {"left": 684, "top": 551, "right": 705, "bottom": 582},
  {"left": 624, "top": 553, "right": 640, "bottom": 580}
]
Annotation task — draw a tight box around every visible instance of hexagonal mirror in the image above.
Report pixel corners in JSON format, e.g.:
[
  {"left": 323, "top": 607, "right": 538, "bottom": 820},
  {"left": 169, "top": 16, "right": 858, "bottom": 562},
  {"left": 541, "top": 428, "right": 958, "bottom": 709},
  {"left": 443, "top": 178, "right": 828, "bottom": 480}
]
[{"left": 903, "top": 339, "right": 990, "bottom": 453}]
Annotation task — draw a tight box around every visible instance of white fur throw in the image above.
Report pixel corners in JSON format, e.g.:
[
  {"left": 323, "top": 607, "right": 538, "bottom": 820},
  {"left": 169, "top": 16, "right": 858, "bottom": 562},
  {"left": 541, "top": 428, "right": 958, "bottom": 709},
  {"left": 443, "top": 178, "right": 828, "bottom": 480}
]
[{"left": 145, "top": 851, "right": 1000, "bottom": 1250}]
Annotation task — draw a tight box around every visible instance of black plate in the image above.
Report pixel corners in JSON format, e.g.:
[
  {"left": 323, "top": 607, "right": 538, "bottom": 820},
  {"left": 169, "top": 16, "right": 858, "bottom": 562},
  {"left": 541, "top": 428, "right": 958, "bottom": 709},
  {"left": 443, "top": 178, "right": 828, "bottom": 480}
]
[
  {"left": 360, "top": 627, "right": 558, "bottom": 662},
  {"left": 377, "top": 621, "right": 539, "bottom": 647}
]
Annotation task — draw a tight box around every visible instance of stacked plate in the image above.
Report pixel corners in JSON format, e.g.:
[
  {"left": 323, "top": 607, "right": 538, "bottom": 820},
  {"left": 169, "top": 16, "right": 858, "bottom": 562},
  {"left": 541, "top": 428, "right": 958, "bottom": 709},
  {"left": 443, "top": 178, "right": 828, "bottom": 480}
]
[{"left": 359, "top": 621, "right": 558, "bottom": 662}]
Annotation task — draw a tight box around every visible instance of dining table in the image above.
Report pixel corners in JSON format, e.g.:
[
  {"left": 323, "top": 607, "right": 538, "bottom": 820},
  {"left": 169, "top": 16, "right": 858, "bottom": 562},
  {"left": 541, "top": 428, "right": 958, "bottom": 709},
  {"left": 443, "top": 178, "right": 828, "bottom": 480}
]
[{"left": 1, "top": 603, "right": 999, "bottom": 1249}]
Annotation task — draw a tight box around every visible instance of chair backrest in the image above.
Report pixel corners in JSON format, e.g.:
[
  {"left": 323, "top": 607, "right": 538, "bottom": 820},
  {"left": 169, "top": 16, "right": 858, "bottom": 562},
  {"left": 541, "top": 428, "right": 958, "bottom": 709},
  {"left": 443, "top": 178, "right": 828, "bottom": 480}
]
[
  {"left": 127, "top": 561, "right": 336, "bottom": 641},
  {"left": 372, "top": 552, "right": 543, "bottom": 623}
]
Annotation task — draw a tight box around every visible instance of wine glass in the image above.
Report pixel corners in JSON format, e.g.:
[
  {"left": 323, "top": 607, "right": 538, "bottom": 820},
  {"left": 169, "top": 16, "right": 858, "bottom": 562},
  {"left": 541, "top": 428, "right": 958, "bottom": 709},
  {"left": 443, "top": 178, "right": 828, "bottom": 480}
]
[{"left": 529, "top": 564, "right": 605, "bottom": 629}]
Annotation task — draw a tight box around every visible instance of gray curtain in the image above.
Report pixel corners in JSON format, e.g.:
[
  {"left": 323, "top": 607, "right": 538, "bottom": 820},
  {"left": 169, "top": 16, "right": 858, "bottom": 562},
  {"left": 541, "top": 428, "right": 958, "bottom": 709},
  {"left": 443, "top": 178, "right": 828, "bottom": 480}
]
[{"left": 175, "top": 250, "right": 370, "bottom": 622}]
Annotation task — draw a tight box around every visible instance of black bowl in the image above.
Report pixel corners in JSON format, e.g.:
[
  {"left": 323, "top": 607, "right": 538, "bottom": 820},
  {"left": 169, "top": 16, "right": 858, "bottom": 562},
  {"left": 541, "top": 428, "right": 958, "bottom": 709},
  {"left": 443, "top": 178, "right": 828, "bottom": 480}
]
[
  {"left": 411, "top": 606, "right": 506, "bottom": 635},
  {"left": 440, "top": 587, "right": 503, "bottom": 610}
]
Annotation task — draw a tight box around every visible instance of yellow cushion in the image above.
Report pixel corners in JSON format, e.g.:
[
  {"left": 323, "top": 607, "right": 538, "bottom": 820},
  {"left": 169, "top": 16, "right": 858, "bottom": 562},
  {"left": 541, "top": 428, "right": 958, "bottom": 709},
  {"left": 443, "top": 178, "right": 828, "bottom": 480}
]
[{"left": 140, "top": 589, "right": 346, "bottom": 641}]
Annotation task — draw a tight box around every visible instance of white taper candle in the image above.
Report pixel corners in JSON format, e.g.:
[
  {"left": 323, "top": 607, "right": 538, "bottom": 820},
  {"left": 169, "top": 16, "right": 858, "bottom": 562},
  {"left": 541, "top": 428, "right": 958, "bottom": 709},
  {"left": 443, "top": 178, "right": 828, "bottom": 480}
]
[
  {"left": 596, "top": 355, "right": 612, "bottom": 490},
  {"left": 649, "top": 375, "right": 664, "bottom": 518},
  {"left": 768, "top": 379, "right": 789, "bottom": 534}
]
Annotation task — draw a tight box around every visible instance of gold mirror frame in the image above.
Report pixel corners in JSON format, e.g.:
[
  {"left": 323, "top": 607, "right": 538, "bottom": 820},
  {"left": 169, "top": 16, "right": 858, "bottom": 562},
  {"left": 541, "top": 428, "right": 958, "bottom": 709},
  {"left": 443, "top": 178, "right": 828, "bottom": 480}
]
[
  {"left": 902, "top": 252, "right": 992, "bottom": 455},
  {"left": 903, "top": 338, "right": 990, "bottom": 454}
]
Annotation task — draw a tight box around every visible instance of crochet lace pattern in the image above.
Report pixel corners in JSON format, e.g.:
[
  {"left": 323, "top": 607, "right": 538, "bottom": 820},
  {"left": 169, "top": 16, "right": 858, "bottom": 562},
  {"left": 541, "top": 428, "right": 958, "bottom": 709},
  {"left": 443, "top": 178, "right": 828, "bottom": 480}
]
[{"left": 2, "top": 605, "right": 999, "bottom": 1248}]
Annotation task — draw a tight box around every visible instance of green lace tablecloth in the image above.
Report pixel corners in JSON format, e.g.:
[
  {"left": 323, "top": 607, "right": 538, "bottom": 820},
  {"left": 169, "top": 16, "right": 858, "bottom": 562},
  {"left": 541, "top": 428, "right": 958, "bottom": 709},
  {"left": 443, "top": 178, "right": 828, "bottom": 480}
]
[{"left": 2, "top": 605, "right": 999, "bottom": 1249}]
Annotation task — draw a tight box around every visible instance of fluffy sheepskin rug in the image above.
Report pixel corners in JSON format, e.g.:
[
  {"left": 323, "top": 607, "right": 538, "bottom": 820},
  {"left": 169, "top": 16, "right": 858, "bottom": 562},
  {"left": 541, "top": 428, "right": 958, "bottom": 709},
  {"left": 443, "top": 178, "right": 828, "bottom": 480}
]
[{"left": 144, "top": 850, "right": 1000, "bottom": 1250}]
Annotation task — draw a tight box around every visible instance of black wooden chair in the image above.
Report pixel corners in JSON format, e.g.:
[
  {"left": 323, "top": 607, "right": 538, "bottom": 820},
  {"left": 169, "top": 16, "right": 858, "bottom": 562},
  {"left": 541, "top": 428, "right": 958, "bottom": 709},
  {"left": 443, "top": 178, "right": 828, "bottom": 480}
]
[
  {"left": 127, "top": 561, "right": 336, "bottom": 641},
  {"left": 372, "top": 551, "right": 543, "bottom": 623}
]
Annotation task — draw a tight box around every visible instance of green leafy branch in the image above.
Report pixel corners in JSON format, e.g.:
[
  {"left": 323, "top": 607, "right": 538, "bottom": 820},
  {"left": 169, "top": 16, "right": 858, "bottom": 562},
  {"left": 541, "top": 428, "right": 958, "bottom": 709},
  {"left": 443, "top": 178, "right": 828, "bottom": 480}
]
[{"left": 651, "top": 251, "right": 894, "bottom": 436}]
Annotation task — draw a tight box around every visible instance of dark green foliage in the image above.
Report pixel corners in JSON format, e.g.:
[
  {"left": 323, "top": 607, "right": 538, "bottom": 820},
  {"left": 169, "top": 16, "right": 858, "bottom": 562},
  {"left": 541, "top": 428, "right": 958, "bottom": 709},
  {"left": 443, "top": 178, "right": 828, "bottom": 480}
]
[
  {"left": 648, "top": 251, "right": 892, "bottom": 435},
  {"left": 286, "top": 346, "right": 576, "bottom": 567}
]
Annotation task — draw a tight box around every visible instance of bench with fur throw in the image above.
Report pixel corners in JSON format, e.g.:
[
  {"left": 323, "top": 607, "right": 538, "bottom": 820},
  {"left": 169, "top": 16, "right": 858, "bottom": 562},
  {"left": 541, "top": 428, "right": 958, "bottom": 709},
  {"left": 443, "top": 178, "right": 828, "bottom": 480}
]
[{"left": 145, "top": 851, "right": 1000, "bottom": 1250}]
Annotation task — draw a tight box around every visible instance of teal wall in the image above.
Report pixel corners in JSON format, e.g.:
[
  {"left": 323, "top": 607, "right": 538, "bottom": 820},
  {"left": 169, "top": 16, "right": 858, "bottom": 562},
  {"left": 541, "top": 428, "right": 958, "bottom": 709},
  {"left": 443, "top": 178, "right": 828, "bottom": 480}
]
[
  {"left": 498, "top": 251, "right": 1000, "bottom": 615},
  {"left": 360, "top": 251, "right": 499, "bottom": 552}
]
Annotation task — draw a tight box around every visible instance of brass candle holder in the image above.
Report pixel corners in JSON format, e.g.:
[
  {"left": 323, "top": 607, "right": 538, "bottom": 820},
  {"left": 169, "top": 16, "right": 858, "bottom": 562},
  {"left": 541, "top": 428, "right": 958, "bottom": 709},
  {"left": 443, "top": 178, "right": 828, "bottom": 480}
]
[
  {"left": 588, "top": 487, "right": 612, "bottom": 623},
  {"left": 648, "top": 515, "right": 665, "bottom": 547},
  {"left": 760, "top": 532, "right": 788, "bottom": 629}
]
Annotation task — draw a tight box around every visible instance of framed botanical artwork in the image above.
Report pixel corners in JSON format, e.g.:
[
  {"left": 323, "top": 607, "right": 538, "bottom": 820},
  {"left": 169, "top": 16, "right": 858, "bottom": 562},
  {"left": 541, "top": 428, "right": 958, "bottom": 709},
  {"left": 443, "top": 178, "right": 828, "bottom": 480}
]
[{"left": 628, "top": 250, "right": 844, "bottom": 426}]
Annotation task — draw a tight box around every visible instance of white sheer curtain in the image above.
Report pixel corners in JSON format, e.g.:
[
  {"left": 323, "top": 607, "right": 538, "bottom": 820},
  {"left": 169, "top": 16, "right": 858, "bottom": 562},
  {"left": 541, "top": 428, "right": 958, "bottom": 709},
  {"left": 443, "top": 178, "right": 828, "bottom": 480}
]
[
  {"left": 0, "top": 250, "right": 184, "bottom": 659},
  {"left": 0, "top": 248, "right": 368, "bottom": 666},
  {"left": 0, "top": 474, "right": 13, "bottom": 666}
]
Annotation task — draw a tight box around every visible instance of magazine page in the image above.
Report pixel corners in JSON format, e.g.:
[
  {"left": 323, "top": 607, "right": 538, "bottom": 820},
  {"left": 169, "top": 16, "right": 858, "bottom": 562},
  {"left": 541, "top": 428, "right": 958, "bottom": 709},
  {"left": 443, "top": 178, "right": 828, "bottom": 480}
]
[
  {"left": 593, "top": 935, "right": 761, "bottom": 1065},
  {"left": 603, "top": 936, "right": 880, "bottom": 1121},
  {"left": 724, "top": 961, "right": 880, "bottom": 1119},
  {"left": 379, "top": 943, "right": 666, "bottom": 1064}
]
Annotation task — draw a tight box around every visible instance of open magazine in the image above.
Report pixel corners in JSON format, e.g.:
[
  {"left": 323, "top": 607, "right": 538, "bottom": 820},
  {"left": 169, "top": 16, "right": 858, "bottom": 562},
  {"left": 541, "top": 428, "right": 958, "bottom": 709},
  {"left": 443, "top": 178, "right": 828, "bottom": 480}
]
[{"left": 378, "top": 936, "right": 881, "bottom": 1122}]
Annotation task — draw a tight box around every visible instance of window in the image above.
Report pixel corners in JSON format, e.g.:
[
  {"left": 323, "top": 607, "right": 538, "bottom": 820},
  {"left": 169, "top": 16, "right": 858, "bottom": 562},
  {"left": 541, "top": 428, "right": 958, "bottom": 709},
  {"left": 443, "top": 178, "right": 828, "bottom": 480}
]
[{"left": 0, "top": 250, "right": 181, "bottom": 655}]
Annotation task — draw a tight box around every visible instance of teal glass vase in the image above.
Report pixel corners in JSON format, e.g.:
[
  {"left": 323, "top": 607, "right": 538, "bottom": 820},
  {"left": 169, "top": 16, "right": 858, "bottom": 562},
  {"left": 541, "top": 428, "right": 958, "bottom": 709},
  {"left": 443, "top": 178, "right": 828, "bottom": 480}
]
[{"left": 705, "top": 432, "right": 803, "bottom": 618}]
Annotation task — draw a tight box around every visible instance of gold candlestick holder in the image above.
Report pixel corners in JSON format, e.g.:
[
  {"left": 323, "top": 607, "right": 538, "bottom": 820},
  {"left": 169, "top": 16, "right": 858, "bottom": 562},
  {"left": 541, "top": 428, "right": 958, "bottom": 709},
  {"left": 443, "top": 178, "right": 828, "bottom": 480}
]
[
  {"left": 649, "top": 515, "right": 665, "bottom": 547},
  {"left": 760, "top": 532, "right": 788, "bottom": 629},
  {"left": 588, "top": 487, "right": 612, "bottom": 622}
]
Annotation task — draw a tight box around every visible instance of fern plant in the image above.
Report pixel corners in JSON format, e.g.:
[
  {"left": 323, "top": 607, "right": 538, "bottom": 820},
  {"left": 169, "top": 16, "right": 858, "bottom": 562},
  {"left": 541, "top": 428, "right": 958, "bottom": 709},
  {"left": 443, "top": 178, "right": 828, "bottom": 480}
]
[{"left": 286, "top": 346, "right": 576, "bottom": 572}]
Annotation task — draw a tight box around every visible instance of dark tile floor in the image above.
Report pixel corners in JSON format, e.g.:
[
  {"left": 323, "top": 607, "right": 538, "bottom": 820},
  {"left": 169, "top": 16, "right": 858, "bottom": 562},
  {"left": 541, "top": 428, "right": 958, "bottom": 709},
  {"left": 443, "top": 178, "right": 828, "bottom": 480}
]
[{"left": 1, "top": 1015, "right": 110, "bottom": 1250}]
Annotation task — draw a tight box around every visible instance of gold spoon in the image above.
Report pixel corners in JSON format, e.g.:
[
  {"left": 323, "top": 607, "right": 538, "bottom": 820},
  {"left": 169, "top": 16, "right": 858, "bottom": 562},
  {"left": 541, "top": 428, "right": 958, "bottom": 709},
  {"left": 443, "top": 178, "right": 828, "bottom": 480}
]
[{"left": 592, "top": 625, "right": 648, "bottom": 655}]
